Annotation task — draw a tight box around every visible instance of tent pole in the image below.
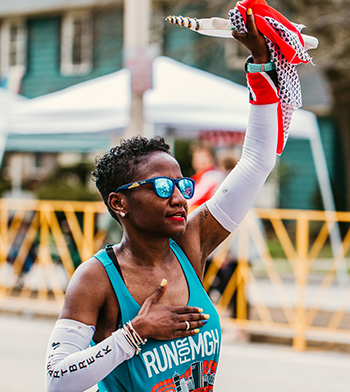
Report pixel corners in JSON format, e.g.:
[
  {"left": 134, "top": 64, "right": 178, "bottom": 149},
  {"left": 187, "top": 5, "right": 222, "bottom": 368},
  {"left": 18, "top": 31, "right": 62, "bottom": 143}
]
[
  {"left": 0, "top": 132, "right": 8, "bottom": 167},
  {"left": 310, "top": 133, "right": 349, "bottom": 286},
  {"left": 0, "top": 96, "right": 11, "bottom": 168}
]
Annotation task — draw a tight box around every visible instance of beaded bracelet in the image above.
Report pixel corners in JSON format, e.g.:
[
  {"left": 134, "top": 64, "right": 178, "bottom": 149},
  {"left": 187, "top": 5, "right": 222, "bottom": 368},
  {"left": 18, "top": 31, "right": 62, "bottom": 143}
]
[{"left": 121, "top": 321, "right": 147, "bottom": 355}]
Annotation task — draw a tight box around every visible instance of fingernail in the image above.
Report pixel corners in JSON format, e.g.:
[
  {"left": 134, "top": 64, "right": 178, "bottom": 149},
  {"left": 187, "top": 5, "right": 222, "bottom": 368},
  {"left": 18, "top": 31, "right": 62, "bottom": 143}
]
[
  {"left": 194, "top": 329, "right": 200, "bottom": 334},
  {"left": 198, "top": 308, "right": 203, "bottom": 313},
  {"left": 202, "top": 319, "right": 208, "bottom": 325},
  {"left": 204, "top": 314, "right": 210, "bottom": 319},
  {"left": 231, "top": 26, "right": 236, "bottom": 31},
  {"left": 247, "top": 8, "right": 253, "bottom": 15},
  {"left": 161, "top": 279, "right": 167, "bottom": 287}
]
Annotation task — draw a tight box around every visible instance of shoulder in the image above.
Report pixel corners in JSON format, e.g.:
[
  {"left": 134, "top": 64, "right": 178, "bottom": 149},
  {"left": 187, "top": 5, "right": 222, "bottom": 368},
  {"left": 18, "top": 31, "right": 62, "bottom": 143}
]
[
  {"left": 59, "top": 256, "right": 111, "bottom": 325},
  {"left": 69, "top": 256, "right": 109, "bottom": 291}
]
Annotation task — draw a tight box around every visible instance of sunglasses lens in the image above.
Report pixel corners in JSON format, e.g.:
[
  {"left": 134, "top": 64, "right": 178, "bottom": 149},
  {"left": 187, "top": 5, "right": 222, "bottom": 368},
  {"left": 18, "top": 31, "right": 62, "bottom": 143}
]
[
  {"left": 154, "top": 178, "right": 174, "bottom": 198},
  {"left": 178, "top": 178, "right": 194, "bottom": 199}
]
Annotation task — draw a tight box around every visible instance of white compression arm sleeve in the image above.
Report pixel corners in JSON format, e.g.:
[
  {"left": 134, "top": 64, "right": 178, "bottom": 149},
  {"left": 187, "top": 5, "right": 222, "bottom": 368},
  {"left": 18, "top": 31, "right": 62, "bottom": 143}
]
[
  {"left": 46, "top": 319, "right": 135, "bottom": 392},
  {"left": 206, "top": 103, "right": 278, "bottom": 231}
]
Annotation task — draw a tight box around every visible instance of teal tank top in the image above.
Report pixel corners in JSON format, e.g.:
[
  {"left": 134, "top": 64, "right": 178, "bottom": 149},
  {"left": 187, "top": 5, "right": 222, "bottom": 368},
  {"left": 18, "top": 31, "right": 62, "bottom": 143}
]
[{"left": 93, "top": 239, "right": 221, "bottom": 392}]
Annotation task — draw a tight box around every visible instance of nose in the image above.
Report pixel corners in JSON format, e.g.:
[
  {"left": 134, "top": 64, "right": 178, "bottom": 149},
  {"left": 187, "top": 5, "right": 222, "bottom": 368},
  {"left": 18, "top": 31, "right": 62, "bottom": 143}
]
[{"left": 171, "top": 184, "right": 187, "bottom": 206}]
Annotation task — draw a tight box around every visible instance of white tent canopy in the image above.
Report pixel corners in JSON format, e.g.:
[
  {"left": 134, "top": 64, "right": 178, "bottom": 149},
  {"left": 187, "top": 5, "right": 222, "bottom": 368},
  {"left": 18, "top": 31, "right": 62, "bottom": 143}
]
[
  {"left": 0, "top": 88, "right": 26, "bottom": 164},
  {"left": 2, "top": 56, "right": 331, "bottom": 214},
  {"left": 144, "top": 56, "right": 318, "bottom": 139},
  {"left": 9, "top": 68, "right": 131, "bottom": 135},
  {"left": 144, "top": 56, "right": 249, "bottom": 134},
  {"left": 144, "top": 57, "right": 344, "bottom": 282}
]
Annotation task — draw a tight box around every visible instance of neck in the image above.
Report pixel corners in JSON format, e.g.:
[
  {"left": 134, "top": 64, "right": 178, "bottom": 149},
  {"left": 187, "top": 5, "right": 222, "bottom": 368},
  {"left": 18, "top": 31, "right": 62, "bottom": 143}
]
[{"left": 116, "top": 232, "right": 173, "bottom": 268}]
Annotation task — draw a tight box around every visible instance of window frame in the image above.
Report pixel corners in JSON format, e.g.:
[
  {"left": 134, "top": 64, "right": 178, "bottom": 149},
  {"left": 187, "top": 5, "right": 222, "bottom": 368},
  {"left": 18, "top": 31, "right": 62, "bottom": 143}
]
[
  {"left": 60, "top": 11, "right": 93, "bottom": 76},
  {"left": 0, "top": 18, "right": 27, "bottom": 79}
]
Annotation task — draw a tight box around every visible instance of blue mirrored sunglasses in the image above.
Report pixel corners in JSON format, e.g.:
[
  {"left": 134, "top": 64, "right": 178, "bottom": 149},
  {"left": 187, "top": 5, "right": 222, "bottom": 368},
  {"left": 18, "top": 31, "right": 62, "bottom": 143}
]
[{"left": 115, "top": 176, "right": 195, "bottom": 199}]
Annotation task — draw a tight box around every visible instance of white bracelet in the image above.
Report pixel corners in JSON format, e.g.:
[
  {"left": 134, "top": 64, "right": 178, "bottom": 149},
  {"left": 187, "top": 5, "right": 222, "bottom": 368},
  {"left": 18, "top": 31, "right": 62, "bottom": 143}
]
[{"left": 121, "top": 321, "right": 147, "bottom": 355}]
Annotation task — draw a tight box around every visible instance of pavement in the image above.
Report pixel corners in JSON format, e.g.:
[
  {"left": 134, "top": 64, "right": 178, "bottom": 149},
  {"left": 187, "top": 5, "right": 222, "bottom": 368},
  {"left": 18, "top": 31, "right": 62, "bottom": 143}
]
[{"left": 1, "top": 313, "right": 350, "bottom": 392}]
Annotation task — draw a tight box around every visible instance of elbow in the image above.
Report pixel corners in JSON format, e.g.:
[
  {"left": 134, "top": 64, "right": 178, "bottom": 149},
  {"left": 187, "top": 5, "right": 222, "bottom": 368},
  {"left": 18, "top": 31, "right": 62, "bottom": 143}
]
[
  {"left": 46, "top": 380, "right": 59, "bottom": 392},
  {"left": 46, "top": 378, "right": 64, "bottom": 392},
  {"left": 46, "top": 372, "right": 73, "bottom": 392},
  {"left": 46, "top": 380, "right": 77, "bottom": 392}
]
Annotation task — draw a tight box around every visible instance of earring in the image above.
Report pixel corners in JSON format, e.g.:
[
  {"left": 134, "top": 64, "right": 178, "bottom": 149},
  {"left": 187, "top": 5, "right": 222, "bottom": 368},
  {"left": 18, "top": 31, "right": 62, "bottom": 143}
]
[{"left": 120, "top": 212, "right": 126, "bottom": 217}]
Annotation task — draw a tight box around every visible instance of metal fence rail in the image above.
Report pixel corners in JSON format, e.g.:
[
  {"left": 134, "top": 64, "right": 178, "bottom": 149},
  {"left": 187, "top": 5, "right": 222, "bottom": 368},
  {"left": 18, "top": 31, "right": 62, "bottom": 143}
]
[
  {"left": 204, "top": 208, "right": 350, "bottom": 350},
  {"left": 0, "top": 199, "right": 106, "bottom": 305},
  {"left": 1, "top": 199, "right": 350, "bottom": 350}
]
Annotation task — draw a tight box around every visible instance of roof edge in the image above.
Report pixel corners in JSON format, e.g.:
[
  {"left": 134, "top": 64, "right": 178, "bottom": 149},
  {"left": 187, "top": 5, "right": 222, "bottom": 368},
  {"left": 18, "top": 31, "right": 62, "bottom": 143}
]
[{"left": 0, "top": 0, "right": 122, "bottom": 18}]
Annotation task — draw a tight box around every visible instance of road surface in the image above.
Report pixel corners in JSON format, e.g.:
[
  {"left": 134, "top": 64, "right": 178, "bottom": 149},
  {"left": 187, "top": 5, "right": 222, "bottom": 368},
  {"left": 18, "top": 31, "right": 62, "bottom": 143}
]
[{"left": 0, "top": 314, "right": 349, "bottom": 391}]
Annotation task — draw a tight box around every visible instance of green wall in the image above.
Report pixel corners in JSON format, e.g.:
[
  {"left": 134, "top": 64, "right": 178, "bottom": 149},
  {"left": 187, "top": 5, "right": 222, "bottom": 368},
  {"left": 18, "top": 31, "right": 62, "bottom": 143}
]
[
  {"left": 17, "top": 3, "right": 345, "bottom": 211},
  {"left": 163, "top": 4, "right": 246, "bottom": 86},
  {"left": 21, "top": 8, "right": 124, "bottom": 98},
  {"left": 278, "top": 116, "right": 346, "bottom": 210}
]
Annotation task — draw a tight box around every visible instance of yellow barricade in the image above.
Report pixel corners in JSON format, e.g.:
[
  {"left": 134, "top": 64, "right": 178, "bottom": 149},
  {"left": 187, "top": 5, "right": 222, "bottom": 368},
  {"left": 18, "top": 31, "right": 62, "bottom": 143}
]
[
  {"left": 1, "top": 199, "right": 350, "bottom": 350},
  {"left": 204, "top": 208, "right": 350, "bottom": 350},
  {"left": 0, "top": 199, "right": 106, "bottom": 308}
]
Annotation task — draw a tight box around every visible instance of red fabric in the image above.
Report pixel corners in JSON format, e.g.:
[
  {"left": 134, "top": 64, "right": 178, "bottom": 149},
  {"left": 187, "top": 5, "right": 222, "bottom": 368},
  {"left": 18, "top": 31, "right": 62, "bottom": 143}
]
[
  {"left": 236, "top": 0, "right": 307, "bottom": 64},
  {"left": 246, "top": 72, "right": 280, "bottom": 105},
  {"left": 246, "top": 72, "right": 284, "bottom": 154},
  {"left": 276, "top": 102, "right": 284, "bottom": 154}
]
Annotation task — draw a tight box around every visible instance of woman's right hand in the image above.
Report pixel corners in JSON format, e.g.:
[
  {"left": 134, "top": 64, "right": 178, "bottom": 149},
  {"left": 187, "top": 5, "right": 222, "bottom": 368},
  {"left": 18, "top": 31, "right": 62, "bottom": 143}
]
[
  {"left": 232, "top": 8, "right": 270, "bottom": 64},
  {"left": 131, "top": 279, "right": 209, "bottom": 340}
]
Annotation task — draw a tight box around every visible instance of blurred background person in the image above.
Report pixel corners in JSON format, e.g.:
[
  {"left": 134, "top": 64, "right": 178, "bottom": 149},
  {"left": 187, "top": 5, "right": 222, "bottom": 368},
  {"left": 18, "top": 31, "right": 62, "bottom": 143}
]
[
  {"left": 187, "top": 139, "right": 224, "bottom": 213},
  {"left": 209, "top": 148, "right": 266, "bottom": 319}
]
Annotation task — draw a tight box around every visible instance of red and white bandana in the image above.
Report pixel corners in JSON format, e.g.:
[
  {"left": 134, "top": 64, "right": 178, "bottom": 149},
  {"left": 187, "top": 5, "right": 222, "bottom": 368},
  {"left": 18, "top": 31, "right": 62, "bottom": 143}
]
[{"left": 229, "top": 0, "right": 314, "bottom": 154}]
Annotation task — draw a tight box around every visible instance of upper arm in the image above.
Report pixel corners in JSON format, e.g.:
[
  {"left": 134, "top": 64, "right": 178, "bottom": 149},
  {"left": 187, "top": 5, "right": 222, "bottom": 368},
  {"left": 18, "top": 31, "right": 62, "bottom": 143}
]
[
  {"left": 59, "top": 258, "right": 108, "bottom": 327},
  {"left": 176, "top": 203, "right": 230, "bottom": 279}
]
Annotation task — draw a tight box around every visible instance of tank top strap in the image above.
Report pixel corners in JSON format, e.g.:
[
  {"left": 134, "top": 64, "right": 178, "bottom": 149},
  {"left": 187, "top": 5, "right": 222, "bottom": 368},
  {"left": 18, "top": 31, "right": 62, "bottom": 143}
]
[
  {"left": 93, "top": 249, "right": 140, "bottom": 322},
  {"left": 169, "top": 239, "right": 202, "bottom": 288}
]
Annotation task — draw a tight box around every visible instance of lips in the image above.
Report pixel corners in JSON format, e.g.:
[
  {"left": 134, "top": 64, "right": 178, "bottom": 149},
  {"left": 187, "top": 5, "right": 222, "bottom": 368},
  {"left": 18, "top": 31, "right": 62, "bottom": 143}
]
[{"left": 166, "top": 210, "right": 186, "bottom": 221}]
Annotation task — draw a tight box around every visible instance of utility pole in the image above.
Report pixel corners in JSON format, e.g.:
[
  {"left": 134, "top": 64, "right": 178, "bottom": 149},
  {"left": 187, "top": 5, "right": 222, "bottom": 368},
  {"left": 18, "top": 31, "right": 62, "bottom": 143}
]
[{"left": 123, "top": 0, "right": 158, "bottom": 139}]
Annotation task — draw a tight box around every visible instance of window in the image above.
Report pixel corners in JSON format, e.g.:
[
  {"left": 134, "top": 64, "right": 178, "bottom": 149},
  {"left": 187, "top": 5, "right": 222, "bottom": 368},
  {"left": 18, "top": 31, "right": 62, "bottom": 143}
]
[
  {"left": 61, "top": 11, "right": 93, "bottom": 76},
  {"left": 0, "top": 19, "right": 27, "bottom": 88}
]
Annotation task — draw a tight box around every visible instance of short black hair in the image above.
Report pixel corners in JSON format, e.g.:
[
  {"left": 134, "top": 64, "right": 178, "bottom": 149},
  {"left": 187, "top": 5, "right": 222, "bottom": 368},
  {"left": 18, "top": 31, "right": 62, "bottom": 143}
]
[{"left": 92, "top": 135, "right": 173, "bottom": 219}]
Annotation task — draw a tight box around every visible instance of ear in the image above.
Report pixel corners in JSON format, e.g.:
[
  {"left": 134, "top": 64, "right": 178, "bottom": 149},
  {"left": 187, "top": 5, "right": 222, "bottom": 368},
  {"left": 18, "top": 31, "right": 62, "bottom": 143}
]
[{"left": 108, "top": 192, "right": 128, "bottom": 219}]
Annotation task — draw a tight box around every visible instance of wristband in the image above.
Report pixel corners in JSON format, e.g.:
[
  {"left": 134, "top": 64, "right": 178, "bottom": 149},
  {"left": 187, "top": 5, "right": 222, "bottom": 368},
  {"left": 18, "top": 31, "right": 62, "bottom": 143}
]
[{"left": 245, "top": 55, "right": 275, "bottom": 73}]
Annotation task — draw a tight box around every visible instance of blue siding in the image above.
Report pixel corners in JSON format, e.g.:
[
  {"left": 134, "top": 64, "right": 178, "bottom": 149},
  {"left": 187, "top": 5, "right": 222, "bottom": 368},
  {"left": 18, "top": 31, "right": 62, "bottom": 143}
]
[
  {"left": 279, "top": 116, "right": 345, "bottom": 210},
  {"left": 94, "top": 9, "right": 124, "bottom": 74},
  {"left": 21, "top": 8, "right": 124, "bottom": 98},
  {"left": 163, "top": 4, "right": 246, "bottom": 86},
  {"left": 318, "top": 116, "right": 346, "bottom": 210},
  {"left": 278, "top": 138, "right": 316, "bottom": 210}
]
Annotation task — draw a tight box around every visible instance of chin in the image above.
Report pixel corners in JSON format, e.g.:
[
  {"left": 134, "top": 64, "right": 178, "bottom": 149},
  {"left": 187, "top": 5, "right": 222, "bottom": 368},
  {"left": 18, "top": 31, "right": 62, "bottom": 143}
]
[{"left": 169, "top": 225, "right": 188, "bottom": 239}]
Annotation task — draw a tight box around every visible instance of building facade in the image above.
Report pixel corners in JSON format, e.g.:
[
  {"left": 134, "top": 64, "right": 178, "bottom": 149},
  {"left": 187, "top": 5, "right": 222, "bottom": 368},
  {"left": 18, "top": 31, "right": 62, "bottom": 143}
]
[
  {"left": 0, "top": 0, "right": 344, "bottom": 209},
  {"left": 0, "top": 0, "right": 124, "bottom": 96}
]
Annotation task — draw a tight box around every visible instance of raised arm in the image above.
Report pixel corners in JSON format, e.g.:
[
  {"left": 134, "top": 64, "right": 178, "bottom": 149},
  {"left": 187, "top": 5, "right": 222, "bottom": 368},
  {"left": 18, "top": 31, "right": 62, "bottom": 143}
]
[{"left": 179, "top": 9, "right": 279, "bottom": 277}]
